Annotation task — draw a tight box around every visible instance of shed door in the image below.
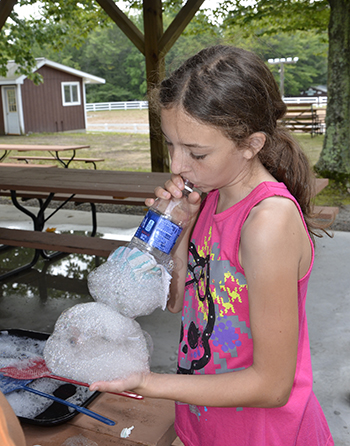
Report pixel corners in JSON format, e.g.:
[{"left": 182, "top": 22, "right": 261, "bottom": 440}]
[{"left": 3, "top": 87, "right": 21, "bottom": 134}]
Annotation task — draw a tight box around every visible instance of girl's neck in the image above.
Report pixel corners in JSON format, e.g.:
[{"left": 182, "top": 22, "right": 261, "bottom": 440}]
[{"left": 216, "top": 162, "right": 276, "bottom": 214}]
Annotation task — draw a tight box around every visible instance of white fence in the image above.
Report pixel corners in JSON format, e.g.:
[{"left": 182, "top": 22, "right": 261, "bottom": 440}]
[
  {"left": 85, "top": 98, "right": 328, "bottom": 133},
  {"left": 87, "top": 123, "right": 149, "bottom": 133},
  {"left": 86, "top": 101, "right": 149, "bottom": 112},
  {"left": 86, "top": 97, "right": 327, "bottom": 113}
]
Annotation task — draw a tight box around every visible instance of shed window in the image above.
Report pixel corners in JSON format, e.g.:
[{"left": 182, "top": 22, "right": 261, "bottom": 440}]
[
  {"left": 62, "top": 82, "right": 81, "bottom": 106},
  {"left": 7, "top": 89, "right": 17, "bottom": 112}
]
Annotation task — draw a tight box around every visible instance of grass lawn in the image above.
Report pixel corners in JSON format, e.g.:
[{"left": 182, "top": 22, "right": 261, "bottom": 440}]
[
  {"left": 0, "top": 131, "right": 152, "bottom": 171},
  {"left": 293, "top": 134, "right": 350, "bottom": 206}
]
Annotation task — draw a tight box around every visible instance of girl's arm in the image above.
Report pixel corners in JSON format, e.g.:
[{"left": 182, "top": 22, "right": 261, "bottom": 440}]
[
  {"left": 166, "top": 224, "right": 194, "bottom": 313},
  {"left": 90, "top": 197, "right": 307, "bottom": 409},
  {"left": 145, "top": 175, "right": 202, "bottom": 314}
]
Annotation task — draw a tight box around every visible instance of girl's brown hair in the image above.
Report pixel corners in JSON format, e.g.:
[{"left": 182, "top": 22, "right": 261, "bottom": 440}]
[{"left": 152, "top": 45, "right": 327, "bottom": 238}]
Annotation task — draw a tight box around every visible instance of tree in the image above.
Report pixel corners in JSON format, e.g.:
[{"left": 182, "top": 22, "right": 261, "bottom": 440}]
[
  {"left": 221, "top": 0, "right": 350, "bottom": 185},
  {"left": 314, "top": 0, "right": 350, "bottom": 185}
]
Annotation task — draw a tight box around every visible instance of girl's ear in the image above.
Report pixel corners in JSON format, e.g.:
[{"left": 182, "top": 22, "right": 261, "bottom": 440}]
[{"left": 243, "top": 132, "right": 266, "bottom": 160}]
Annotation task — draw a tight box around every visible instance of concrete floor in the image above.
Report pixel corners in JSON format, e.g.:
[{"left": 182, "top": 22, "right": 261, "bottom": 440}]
[{"left": 0, "top": 203, "right": 349, "bottom": 444}]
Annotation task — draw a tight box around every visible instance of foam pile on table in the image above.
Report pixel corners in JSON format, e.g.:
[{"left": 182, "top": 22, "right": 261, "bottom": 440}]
[
  {"left": 44, "top": 246, "right": 171, "bottom": 384},
  {"left": 44, "top": 302, "right": 152, "bottom": 383}
]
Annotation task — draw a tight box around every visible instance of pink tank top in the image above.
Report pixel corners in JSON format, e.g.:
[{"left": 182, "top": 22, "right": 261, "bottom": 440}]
[{"left": 175, "top": 182, "right": 333, "bottom": 446}]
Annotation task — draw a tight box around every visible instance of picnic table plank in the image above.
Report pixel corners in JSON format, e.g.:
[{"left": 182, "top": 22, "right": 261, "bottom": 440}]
[
  {"left": 0, "top": 144, "right": 89, "bottom": 151},
  {"left": 0, "top": 166, "right": 171, "bottom": 198}
]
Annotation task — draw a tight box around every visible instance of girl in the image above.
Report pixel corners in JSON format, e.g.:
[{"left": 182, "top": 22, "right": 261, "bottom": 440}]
[{"left": 90, "top": 45, "right": 334, "bottom": 445}]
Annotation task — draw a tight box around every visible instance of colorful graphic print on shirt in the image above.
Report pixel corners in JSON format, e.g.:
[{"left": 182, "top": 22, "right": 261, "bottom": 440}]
[{"left": 177, "top": 232, "right": 253, "bottom": 377}]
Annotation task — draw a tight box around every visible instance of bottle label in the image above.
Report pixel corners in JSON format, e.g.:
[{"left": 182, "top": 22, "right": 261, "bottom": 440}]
[{"left": 134, "top": 209, "right": 183, "bottom": 254}]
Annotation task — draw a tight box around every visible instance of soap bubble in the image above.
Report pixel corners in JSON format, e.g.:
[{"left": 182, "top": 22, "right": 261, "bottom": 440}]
[
  {"left": 44, "top": 302, "right": 151, "bottom": 384},
  {"left": 88, "top": 246, "right": 171, "bottom": 318}
]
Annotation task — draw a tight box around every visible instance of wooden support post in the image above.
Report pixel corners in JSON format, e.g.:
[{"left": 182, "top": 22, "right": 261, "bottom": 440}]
[
  {"left": 95, "top": 0, "right": 145, "bottom": 54},
  {"left": 143, "top": 0, "right": 169, "bottom": 172},
  {"left": 0, "top": 0, "right": 17, "bottom": 29}
]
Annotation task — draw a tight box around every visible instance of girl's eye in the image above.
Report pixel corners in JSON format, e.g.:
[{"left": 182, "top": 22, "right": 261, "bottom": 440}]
[{"left": 191, "top": 153, "right": 206, "bottom": 160}]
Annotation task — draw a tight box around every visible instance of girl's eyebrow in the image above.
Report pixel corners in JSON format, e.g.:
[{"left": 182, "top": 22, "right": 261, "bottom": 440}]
[
  {"left": 183, "top": 143, "right": 210, "bottom": 150},
  {"left": 161, "top": 130, "right": 210, "bottom": 150}
]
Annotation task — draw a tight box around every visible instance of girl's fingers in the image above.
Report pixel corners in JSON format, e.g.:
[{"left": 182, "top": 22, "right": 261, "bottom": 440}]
[{"left": 89, "top": 373, "right": 146, "bottom": 394}]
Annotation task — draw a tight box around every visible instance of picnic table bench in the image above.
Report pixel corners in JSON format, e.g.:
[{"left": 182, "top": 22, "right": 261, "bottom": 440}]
[
  {"left": 8, "top": 155, "right": 104, "bottom": 169},
  {"left": 0, "top": 227, "right": 125, "bottom": 257},
  {"left": 0, "top": 162, "right": 58, "bottom": 168},
  {"left": 280, "top": 103, "right": 323, "bottom": 136}
]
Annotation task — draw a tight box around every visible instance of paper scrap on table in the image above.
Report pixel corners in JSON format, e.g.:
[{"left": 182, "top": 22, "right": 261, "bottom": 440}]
[{"left": 120, "top": 425, "right": 135, "bottom": 438}]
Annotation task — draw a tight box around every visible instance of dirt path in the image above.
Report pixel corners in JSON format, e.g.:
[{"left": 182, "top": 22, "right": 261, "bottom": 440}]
[{"left": 87, "top": 109, "right": 149, "bottom": 124}]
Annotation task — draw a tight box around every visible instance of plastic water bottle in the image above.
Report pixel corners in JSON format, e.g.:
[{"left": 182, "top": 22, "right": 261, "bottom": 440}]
[{"left": 128, "top": 179, "right": 194, "bottom": 272}]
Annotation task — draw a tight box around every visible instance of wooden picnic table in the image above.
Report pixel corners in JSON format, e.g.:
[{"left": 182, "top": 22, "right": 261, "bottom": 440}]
[
  {"left": 0, "top": 144, "right": 90, "bottom": 168},
  {"left": 0, "top": 166, "right": 170, "bottom": 279},
  {"left": 21, "top": 392, "right": 177, "bottom": 446}
]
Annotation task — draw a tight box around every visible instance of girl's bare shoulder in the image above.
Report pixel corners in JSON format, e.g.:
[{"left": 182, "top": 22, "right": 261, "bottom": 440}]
[
  {"left": 241, "top": 195, "right": 307, "bottom": 262},
  {"left": 247, "top": 193, "right": 300, "bottom": 226}
]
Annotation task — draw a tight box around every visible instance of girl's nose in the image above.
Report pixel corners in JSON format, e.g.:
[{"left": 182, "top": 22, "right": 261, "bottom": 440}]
[{"left": 170, "top": 148, "right": 185, "bottom": 175}]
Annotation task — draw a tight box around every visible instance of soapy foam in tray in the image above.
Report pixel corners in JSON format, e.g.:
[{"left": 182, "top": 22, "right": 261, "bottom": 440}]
[{"left": 0, "top": 329, "right": 100, "bottom": 426}]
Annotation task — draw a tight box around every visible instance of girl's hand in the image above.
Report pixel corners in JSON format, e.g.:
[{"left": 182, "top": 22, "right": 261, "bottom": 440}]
[
  {"left": 145, "top": 174, "right": 202, "bottom": 223},
  {"left": 89, "top": 373, "right": 149, "bottom": 395}
]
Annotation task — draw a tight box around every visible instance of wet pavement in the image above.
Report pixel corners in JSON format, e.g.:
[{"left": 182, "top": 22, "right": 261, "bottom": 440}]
[{"left": 0, "top": 203, "right": 349, "bottom": 444}]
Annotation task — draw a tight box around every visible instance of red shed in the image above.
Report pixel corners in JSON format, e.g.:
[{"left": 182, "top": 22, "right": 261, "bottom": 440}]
[{"left": 0, "top": 58, "right": 105, "bottom": 135}]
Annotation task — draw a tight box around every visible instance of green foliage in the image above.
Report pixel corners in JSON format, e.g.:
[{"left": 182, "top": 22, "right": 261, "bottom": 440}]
[
  {"left": 0, "top": 13, "right": 44, "bottom": 84},
  {"left": 74, "top": 23, "right": 148, "bottom": 101},
  {"left": 223, "top": 28, "right": 328, "bottom": 96},
  {"left": 164, "top": 11, "right": 222, "bottom": 75},
  {"left": 219, "top": 0, "right": 329, "bottom": 97},
  {"left": 0, "top": 0, "right": 108, "bottom": 82},
  {"left": 220, "top": 0, "right": 330, "bottom": 35}
]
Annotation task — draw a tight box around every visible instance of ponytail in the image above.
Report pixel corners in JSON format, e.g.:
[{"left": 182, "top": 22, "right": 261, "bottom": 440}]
[{"left": 259, "top": 126, "right": 330, "bottom": 239}]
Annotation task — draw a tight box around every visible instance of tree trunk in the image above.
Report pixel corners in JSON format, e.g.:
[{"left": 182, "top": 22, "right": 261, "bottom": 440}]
[{"left": 315, "top": 0, "right": 350, "bottom": 185}]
